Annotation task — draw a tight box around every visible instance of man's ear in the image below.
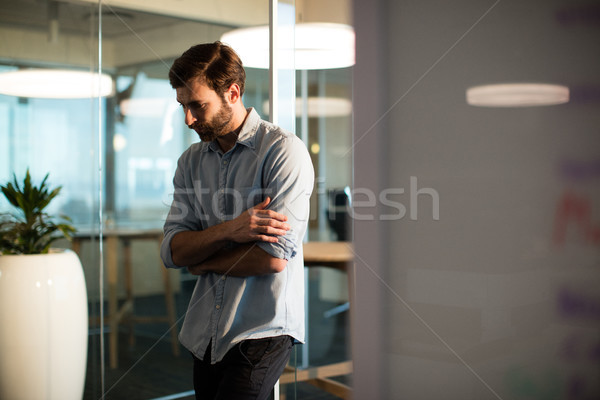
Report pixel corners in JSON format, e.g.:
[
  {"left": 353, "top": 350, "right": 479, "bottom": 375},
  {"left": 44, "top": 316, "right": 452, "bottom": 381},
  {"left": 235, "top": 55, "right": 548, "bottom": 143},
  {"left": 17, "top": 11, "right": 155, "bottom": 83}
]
[{"left": 226, "top": 83, "right": 241, "bottom": 104}]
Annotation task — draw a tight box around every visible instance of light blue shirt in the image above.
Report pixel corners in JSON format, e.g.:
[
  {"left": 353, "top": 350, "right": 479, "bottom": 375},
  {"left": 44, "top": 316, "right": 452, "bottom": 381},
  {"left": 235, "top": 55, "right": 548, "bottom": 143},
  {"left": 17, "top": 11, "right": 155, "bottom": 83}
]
[{"left": 161, "top": 108, "right": 314, "bottom": 363}]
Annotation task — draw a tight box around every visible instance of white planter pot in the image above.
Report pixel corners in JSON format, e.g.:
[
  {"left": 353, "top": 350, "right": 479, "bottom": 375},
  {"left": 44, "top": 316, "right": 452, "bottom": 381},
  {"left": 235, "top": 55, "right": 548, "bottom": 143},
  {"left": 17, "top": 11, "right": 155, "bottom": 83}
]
[{"left": 0, "top": 249, "right": 88, "bottom": 400}]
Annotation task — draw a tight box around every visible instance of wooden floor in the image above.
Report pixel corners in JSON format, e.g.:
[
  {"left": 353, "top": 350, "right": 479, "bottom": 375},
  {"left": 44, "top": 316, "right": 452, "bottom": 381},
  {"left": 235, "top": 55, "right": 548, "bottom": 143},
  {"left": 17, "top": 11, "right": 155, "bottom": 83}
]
[{"left": 83, "top": 276, "right": 351, "bottom": 400}]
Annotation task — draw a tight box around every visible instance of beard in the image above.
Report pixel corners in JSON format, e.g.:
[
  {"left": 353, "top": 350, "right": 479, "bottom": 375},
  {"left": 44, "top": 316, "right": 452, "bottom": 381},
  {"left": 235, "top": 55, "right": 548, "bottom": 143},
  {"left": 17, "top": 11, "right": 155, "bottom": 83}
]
[{"left": 190, "top": 100, "right": 234, "bottom": 142}]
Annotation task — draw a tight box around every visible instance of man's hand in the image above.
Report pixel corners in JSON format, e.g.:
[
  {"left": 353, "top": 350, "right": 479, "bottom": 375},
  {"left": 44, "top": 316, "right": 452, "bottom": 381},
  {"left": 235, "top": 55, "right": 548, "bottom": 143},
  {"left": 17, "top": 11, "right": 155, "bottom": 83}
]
[
  {"left": 226, "top": 197, "right": 290, "bottom": 243},
  {"left": 170, "top": 197, "right": 290, "bottom": 268}
]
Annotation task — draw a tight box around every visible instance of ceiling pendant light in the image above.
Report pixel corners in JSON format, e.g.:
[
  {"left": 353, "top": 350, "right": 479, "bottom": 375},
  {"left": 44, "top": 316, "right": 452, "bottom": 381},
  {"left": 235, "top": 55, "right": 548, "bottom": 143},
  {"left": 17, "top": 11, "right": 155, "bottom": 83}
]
[
  {"left": 0, "top": 69, "right": 114, "bottom": 99},
  {"left": 263, "top": 96, "right": 352, "bottom": 117},
  {"left": 221, "top": 22, "right": 355, "bottom": 70},
  {"left": 466, "top": 83, "right": 569, "bottom": 107}
]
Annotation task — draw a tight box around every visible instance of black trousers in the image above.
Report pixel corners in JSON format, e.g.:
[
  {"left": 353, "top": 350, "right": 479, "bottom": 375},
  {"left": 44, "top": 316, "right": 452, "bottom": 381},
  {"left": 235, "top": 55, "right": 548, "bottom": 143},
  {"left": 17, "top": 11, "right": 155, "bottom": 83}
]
[{"left": 192, "top": 336, "right": 294, "bottom": 400}]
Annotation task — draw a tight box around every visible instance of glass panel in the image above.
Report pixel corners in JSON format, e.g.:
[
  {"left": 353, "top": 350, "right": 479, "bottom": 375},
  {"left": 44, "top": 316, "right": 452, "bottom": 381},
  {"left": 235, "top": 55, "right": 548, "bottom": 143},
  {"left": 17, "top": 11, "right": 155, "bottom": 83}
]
[
  {"left": 273, "top": 3, "right": 300, "bottom": 397},
  {"left": 0, "top": 1, "right": 103, "bottom": 399},
  {"left": 351, "top": 0, "right": 600, "bottom": 399},
  {"left": 94, "top": 2, "right": 271, "bottom": 398},
  {"left": 298, "top": 67, "right": 354, "bottom": 397},
  {"left": 1, "top": 0, "right": 353, "bottom": 398},
  {"left": 273, "top": 0, "right": 297, "bottom": 132},
  {"left": 292, "top": 5, "right": 354, "bottom": 400}
]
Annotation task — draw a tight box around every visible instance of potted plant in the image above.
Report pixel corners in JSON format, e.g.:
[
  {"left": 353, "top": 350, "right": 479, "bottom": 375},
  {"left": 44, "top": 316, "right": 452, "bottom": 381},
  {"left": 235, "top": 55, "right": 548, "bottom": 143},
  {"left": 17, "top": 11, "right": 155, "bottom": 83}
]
[{"left": 0, "top": 170, "right": 88, "bottom": 400}]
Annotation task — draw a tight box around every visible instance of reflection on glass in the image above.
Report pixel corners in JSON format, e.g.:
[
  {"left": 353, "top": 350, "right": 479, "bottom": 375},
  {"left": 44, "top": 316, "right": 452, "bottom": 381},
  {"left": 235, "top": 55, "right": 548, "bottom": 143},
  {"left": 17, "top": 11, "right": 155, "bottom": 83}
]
[
  {"left": 0, "top": 0, "right": 354, "bottom": 397},
  {"left": 0, "top": 67, "right": 103, "bottom": 228},
  {"left": 112, "top": 70, "right": 190, "bottom": 227}
]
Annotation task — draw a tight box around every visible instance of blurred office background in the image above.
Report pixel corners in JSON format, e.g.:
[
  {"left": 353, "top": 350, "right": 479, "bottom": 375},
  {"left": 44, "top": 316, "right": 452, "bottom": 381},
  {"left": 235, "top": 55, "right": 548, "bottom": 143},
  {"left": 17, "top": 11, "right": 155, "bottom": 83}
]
[{"left": 1, "top": 0, "right": 599, "bottom": 399}]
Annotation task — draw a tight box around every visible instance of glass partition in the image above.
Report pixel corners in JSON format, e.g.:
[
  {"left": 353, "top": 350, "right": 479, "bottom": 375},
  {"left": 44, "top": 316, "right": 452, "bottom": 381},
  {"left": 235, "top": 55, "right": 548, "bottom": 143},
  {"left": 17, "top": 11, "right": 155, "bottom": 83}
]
[
  {"left": 94, "top": 2, "right": 271, "bottom": 398},
  {"left": 0, "top": 1, "right": 104, "bottom": 399},
  {"left": 0, "top": 0, "right": 353, "bottom": 398}
]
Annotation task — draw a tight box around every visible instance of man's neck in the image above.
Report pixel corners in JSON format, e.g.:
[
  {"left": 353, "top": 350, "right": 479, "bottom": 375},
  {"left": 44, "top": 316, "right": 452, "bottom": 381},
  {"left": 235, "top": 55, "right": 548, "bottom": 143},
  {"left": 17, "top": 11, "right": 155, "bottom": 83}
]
[{"left": 216, "top": 106, "right": 249, "bottom": 153}]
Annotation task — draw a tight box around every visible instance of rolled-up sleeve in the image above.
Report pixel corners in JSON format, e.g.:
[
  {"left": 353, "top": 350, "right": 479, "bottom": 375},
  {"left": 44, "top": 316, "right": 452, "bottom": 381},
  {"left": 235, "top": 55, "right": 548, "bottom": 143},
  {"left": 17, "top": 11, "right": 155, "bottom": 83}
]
[
  {"left": 256, "top": 135, "right": 314, "bottom": 261},
  {"left": 161, "top": 150, "right": 202, "bottom": 268}
]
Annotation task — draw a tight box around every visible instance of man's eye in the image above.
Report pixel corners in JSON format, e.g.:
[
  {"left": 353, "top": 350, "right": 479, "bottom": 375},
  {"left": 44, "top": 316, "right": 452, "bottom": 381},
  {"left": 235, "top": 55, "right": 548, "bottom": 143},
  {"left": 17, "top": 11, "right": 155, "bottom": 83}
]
[{"left": 188, "top": 102, "right": 205, "bottom": 110}]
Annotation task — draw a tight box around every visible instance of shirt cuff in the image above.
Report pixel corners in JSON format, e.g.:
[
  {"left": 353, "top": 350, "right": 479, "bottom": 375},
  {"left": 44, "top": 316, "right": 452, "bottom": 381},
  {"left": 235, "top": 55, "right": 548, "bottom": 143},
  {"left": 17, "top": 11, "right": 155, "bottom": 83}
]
[
  {"left": 160, "top": 228, "right": 185, "bottom": 268},
  {"left": 255, "top": 229, "right": 297, "bottom": 261}
]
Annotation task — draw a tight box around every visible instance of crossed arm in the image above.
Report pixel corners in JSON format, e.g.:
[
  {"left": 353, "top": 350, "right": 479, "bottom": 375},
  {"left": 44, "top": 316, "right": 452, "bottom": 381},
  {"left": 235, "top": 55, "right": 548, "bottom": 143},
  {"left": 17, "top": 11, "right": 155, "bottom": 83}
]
[{"left": 170, "top": 197, "right": 290, "bottom": 277}]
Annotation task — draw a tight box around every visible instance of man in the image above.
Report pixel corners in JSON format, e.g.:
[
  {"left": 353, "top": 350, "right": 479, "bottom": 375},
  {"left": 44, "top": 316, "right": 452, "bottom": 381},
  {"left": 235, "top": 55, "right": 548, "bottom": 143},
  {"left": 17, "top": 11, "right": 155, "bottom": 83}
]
[{"left": 160, "top": 41, "right": 314, "bottom": 400}]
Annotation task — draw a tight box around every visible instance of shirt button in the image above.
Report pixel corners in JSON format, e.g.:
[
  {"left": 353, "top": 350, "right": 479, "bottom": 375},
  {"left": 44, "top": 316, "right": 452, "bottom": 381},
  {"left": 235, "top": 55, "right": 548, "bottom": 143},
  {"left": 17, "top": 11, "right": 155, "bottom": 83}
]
[
  {"left": 223, "top": 160, "right": 228, "bottom": 165},
  {"left": 215, "top": 304, "right": 221, "bottom": 310},
  {"left": 221, "top": 276, "right": 226, "bottom": 281}
]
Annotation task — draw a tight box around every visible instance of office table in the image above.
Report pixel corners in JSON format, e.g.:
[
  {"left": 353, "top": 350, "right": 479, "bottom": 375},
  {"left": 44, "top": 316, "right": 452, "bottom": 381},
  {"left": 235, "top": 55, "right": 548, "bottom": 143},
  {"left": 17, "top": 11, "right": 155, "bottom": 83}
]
[{"left": 72, "top": 228, "right": 179, "bottom": 369}]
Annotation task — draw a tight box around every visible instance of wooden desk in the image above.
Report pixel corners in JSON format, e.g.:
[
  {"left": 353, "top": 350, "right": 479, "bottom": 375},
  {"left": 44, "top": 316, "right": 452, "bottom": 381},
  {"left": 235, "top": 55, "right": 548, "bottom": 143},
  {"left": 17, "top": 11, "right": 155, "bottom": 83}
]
[
  {"left": 280, "top": 241, "right": 354, "bottom": 399},
  {"left": 72, "top": 228, "right": 179, "bottom": 369},
  {"left": 303, "top": 241, "right": 354, "bottom": 270}
]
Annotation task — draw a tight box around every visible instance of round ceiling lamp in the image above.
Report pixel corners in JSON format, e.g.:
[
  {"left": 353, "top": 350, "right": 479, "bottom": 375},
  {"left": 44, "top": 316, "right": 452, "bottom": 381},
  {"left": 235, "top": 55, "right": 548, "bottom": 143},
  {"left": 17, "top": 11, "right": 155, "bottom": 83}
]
[
  {"left": 262, "top": 96, "right": 352, "bottom": 117},
  {"left": 0, "top": 69, "right": 114, "bottom": 99},
  {"left": 119, "top": 98, "right": 170, "bottom": 117},
  {"left": 221, "top": 22, "right": 355, "bottom": 70},
  {"left": 466, "top": 83, "right": 569, "bottom": 107}
]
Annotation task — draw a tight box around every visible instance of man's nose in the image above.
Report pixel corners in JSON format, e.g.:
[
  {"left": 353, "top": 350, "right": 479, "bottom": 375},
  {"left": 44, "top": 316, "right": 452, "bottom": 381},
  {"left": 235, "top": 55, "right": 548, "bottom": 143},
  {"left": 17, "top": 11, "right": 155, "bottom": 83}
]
[{"left": 184, "top": 108, "right": 197, "bottom": 126}]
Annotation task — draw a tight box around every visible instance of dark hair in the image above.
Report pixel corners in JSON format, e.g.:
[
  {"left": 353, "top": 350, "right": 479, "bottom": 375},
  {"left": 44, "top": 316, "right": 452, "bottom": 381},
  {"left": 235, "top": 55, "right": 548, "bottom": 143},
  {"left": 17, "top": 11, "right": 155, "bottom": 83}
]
[{"left": 169, "top": 41, "right": 246, "bottom": 97}]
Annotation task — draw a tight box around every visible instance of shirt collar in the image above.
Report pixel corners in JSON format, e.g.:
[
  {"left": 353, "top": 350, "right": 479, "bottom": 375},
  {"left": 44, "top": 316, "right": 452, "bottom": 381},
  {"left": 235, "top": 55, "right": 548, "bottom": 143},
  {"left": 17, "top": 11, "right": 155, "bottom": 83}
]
[{"left": 236, "top": 107, "right": 259, "bottom": 150}]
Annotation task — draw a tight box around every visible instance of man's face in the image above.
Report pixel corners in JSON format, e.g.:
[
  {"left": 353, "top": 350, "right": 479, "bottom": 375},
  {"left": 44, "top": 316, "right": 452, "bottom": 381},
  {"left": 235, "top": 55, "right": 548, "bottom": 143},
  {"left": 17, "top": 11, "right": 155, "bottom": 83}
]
[{"left": 176, "top": 78, "right": 233, "bottom": 142}]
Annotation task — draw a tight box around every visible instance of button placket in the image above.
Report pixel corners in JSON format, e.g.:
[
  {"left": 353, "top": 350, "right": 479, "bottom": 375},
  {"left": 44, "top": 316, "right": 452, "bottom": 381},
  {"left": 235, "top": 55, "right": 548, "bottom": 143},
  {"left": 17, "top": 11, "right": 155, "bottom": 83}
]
[
  {"left": 218, "top": 154, "right": 231, "bottom": 222},
  {"left": 209, "top": 278, "right": 226, "bottom": 362}
]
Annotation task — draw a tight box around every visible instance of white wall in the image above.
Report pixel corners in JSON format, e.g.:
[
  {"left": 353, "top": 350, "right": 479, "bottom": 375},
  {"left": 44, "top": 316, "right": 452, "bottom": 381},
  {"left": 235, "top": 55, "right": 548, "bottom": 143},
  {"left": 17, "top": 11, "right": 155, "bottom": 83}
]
[{"left": 352, "top": 0, "right": 600, "bottom": 399}]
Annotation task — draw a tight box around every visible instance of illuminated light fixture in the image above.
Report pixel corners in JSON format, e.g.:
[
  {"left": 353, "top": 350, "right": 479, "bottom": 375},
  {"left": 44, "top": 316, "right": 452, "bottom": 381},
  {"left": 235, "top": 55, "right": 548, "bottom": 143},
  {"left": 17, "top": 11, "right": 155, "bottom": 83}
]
[
  {"left": 221, "top": 22, "right": 355, "bottom": 70},
  {"left": 466, "top": 83, "right": 569, "bottom": 107},
  {"left": 0, "top": 69, "right": 114, "bottom": 99},
  {"left": 263, "top": 96, "right": 352, "bottom": 117},
  {"left": 113, "top": 133, "right": 127, "bottom": 152},
  {"left": 120, "top": 98, "right": 170, "bottom": 117}
]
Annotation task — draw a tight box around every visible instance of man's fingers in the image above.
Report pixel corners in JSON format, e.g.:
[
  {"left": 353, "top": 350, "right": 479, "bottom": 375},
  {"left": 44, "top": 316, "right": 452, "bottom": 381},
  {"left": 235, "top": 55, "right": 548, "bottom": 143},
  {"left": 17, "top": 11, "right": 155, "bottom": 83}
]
[
  {"left": 249, "top": 217, "right": 289, "bottom": 236},
  {"left": 249, "top": 221, "right": 287, "bottom": 234},
  {"left": 263, "top": 226, "right": 288, "bottom": 236},
  {"left": 255, "top": 234, "right": 280, "bottom": 243},
  {"left": 254, "top": 209, "right": 288, "bottom": 222},
  {"left": 250, "top": 198, "right": 289, "bottom": 221},
  {"left": 230, "top": 198, "right": 290, "bottom": 244},
  {"left": 253, "top": 219, "right": 290, "bottom": 233}
]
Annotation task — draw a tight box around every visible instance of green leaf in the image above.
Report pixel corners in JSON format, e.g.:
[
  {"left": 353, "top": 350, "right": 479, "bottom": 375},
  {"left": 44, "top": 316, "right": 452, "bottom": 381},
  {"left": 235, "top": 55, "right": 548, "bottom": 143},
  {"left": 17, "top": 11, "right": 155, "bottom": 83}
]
[{"left": 0, "top": 169, "right": 76, "bottom": 255}]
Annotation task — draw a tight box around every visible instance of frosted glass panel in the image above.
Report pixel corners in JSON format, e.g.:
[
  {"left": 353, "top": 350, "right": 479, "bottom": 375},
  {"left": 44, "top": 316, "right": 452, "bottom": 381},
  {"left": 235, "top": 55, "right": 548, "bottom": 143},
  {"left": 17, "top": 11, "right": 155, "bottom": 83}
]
[{"left": 352, "top": 1, "right": 600, "bottom": 399}]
